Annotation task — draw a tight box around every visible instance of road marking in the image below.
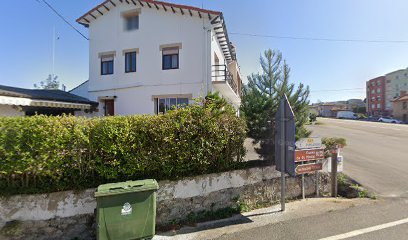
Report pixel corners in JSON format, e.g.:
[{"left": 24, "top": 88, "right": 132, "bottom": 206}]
[{"left": 318, "top": 217, "right": 408, "bottom": 240}]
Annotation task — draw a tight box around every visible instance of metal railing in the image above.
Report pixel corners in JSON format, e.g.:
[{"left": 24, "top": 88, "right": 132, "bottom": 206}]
[{"left": 211, "top": 64, "right": 239, "bottom": 96}]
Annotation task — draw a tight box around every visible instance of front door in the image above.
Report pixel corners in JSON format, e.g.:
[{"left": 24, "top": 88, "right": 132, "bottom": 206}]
[{"left": 104, "top": 99, "right": 114, "bottom": 116}]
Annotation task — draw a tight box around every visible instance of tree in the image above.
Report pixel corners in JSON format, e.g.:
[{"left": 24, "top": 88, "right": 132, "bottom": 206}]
[
  {"left": 241, "top": 49, "right": 311, "bottom": 163},
  {"left": 34, "top": 74, "right": 60, "bottom": 90}
]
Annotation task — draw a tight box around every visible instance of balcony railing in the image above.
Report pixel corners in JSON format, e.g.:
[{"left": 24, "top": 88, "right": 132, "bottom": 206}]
[{"left": 212, "top": 64, "right": 239, "bottom": 96}]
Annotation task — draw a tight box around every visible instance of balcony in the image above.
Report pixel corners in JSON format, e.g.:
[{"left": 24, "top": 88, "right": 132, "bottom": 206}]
[{"left": 212, "top": 65, "right": 240, "bottom": 105}]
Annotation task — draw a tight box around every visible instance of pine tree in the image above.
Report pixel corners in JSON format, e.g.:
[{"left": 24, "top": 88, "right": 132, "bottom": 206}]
[
  {"left": 241, "top": 49, "right": 311, "bottom": 163},
  {"left": 34, "top": 74, "right": 60, "bottom": 90}
]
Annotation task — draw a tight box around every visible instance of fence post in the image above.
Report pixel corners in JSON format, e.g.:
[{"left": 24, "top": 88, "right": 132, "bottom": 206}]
[{"left": 331, "top": 149, "right": 338, "bottom": 197}]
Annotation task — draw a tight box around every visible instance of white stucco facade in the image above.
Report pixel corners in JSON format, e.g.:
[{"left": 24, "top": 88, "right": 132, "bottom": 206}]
[{"left": 72, "top": 1, "right": 241, "bottom": 116}]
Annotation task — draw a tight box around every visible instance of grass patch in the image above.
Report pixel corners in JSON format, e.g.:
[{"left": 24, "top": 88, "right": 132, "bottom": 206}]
[{"left": 338, "top": 174, "right": 375, "bottom": 199}]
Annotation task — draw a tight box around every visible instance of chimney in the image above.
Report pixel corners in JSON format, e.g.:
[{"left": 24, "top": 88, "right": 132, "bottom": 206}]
[{"left": 401, "top": 90, "right": 407, "bottom": 97}]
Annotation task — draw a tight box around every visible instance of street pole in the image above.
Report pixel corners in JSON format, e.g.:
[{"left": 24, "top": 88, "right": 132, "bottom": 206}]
[
  {"left": 280, "top": 99, "right": 286, "bottom": 212},
  {"left": 316, "top": 170, "right": 320, "bottom": 197},
  {"left": 302, "top": 173, "right": 305, "bottom": 199},
  {"left": 331, "top": 149, "right": 338, "bottom": 197}
]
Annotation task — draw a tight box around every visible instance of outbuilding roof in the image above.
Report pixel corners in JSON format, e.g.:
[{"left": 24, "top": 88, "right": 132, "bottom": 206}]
[
  {"left": 0, "top": 85, "right": 97, "bottom": 105},
  {"left": 393, "top": 95, "right": 408, "bottom": 102},
  {"left": 76, "top": 0, "right": 236, "bottom": 61}
]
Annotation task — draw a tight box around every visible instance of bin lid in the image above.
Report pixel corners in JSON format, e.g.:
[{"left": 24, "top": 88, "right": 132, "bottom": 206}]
[{"left": 95, "top": 179, "right": 159, "bottom": 197}]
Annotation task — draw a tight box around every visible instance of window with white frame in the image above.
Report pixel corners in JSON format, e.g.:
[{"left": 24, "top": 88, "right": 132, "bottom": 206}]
[
  {"left": 155, "top": 97, "right": 189, "bottom": 114},
  {"left": 377, "top": 103, "right": 381, "bottom": 108},
  {"left": 376, "top": 88, "right": 381, "bottom": 93}
]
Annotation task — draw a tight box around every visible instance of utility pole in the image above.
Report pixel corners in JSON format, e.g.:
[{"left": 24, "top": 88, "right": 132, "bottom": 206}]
[{"left": 52, "top": 26, "right": 56, "bottom": 80}]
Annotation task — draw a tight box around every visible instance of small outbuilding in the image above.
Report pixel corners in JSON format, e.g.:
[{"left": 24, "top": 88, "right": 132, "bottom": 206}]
[{"left": 0, "top": 85, "right": 98, "bottom": 117}]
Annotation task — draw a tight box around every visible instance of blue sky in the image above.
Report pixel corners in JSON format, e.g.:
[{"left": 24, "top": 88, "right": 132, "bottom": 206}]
[{"left": 1, "top": 0, "right": 408, "bottom": 103}]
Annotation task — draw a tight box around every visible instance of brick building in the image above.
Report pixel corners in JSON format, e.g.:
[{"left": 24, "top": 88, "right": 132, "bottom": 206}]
[{"left": 366, "top": 76, "right": 386, "bottom": 116}]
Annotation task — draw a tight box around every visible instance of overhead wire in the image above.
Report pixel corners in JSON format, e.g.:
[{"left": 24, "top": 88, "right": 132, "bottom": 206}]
[
  {"left": 229, "top": 32, "right": 408, "bottom": 44},
  {"left": 35, "top": 0, "right": 89, "bottom": 40}
]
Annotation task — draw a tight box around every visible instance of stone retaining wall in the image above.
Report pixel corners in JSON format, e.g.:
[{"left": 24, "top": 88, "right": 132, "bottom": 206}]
[{"left": 0, "top": 166, "right": 330, "bottom": 240}]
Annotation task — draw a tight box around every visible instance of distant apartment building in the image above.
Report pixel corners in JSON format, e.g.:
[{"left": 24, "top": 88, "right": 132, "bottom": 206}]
[
  {"left": 392, "top": 91, "right": 408, "bottom": 123},
  {"left": 385, "top": 69, "right": 408, "bottom": 115},
  {"left": 366, "top": 76, "right": 386, "bottom": 116}
]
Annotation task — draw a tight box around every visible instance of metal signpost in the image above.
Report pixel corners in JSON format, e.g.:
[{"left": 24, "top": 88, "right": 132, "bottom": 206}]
[
  {"left": 295, "top": 137, "right": 325, "bottom": 199},
  {"left": 275, "top": 95, "right": 296, "bottom": 212}
]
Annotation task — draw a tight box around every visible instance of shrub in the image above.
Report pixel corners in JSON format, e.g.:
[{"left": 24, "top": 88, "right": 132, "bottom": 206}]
[{"left": 0, "top": 103, "right": 246, "bottom": 195}]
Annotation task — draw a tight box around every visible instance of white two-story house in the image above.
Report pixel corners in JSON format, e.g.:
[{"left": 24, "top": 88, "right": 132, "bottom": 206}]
[{"left": 71, "top": 0, "right": 242, "bottom": 116}]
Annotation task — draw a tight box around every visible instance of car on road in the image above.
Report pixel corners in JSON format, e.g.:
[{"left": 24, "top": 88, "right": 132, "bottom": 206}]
[
  {"left": 378, "top": 116, "right": 403, "bottom": 124},
  {"left": 336, "top": 111, "right": 358, "bottom": 120}
]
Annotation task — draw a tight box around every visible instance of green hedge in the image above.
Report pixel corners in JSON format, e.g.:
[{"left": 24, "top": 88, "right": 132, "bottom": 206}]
[{"left": 0, "top": 104, "right": 246, "bottom": 195}]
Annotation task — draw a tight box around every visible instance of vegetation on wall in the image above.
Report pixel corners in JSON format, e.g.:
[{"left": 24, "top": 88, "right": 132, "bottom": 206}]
[
  {"left": 241, "top": 49, "right": 311, "bottom": 164},
  {"left": 0, "top": 100, "right": 246, "bottom": 195}
]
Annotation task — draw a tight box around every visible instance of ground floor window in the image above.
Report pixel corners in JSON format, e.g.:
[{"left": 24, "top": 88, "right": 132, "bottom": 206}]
[{"left": 154, "top": 97, "right": 188, "bottom": 114}]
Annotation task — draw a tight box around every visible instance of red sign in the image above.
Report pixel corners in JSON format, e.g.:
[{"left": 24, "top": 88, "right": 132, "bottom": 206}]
[
  {"left": 295, "top": 148, "right": 325, "bottom": 162},
  {"left": 295, "top": 163, "right": 323, "bottom": 175}
]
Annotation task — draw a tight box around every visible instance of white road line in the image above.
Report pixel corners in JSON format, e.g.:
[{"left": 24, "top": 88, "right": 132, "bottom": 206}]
[{"left": 318, "top": 217, "right": 408, "bottom": 240}]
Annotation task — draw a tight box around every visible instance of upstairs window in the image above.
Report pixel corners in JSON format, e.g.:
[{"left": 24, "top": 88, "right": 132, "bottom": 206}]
[
  {"left": 125, "top": 15, "right": 139, "bottom": 31},
  {"left": 162, "top": 47, "right": 179, "bottom": 70},
  {"left": 101, "top": 55, "right": 114, "bottom": 75},
  {"left": 125, "top": 52, "right": 137, "bottom": 73},
  {"left": 403, "top": 102, "right": 407, "bottom": 110}
]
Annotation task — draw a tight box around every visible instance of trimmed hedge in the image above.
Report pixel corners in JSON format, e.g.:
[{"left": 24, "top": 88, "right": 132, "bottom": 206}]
[{"left": 0, "top": 104, "right": 246, "bottom": 195}]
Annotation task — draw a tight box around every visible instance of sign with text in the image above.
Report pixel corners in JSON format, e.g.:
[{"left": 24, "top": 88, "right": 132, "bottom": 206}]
[
  {"left": 295, "top": 148, "right": 325, "bottom": 163},
  {"left": 295, "top": 163, "right": 323, "bottom": 175},
  {"left": 295, "top": 137, "right": 322, "bottom": 150}
]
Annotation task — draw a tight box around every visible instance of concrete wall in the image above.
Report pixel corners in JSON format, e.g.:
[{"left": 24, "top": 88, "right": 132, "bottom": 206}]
[
  {"left": 0, "top": 105, "right": 24, "bottom": 117},
  {"left": 0, "top": 166, "right": 329, "bottom": 239},
  {"left": 69, "top": 81, "right": 90, "bottom": 100}
]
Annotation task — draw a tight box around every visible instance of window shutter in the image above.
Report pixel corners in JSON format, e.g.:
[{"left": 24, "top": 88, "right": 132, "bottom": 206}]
[
  {"left": 163, "top": 47, "right": 179, "bottom": 55},
  {"left": 102, "top": 55, "right": 114, "bottom": 61}
]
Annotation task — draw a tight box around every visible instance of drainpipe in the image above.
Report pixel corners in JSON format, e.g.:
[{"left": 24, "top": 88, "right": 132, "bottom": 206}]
[{"left": 203, "top": 27, "right": 212, "bottom": 97}]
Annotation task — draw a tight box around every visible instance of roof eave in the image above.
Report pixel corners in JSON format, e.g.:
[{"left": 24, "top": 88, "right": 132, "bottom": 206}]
[{"left": 76, "top": 0, "right": 222, "bottom": 27}]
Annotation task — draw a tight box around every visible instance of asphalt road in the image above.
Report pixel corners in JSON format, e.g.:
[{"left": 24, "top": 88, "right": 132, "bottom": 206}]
[
  {"left": 213, "top": 118, "right": 408, "bottom": 240},
  {"left": 216, "top": 198, "right": 408, "bottom": 240},
  {"left": 307, "top": 118, "right": 408, "bottom": 198}
]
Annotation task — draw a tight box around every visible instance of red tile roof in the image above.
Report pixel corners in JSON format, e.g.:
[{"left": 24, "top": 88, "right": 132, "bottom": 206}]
[{"left": 76, "top": 0, "right": 221, "bottom": 24}]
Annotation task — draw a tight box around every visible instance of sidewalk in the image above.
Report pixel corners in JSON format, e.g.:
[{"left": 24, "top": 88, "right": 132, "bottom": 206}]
[{"left": 154, "top": 198, "right": 375, "bottom": 240}]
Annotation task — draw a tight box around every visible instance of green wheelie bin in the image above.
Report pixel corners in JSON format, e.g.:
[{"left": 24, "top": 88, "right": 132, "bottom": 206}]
[{"left": 95, "top": 179, "right": 159, "bottom": 240}]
